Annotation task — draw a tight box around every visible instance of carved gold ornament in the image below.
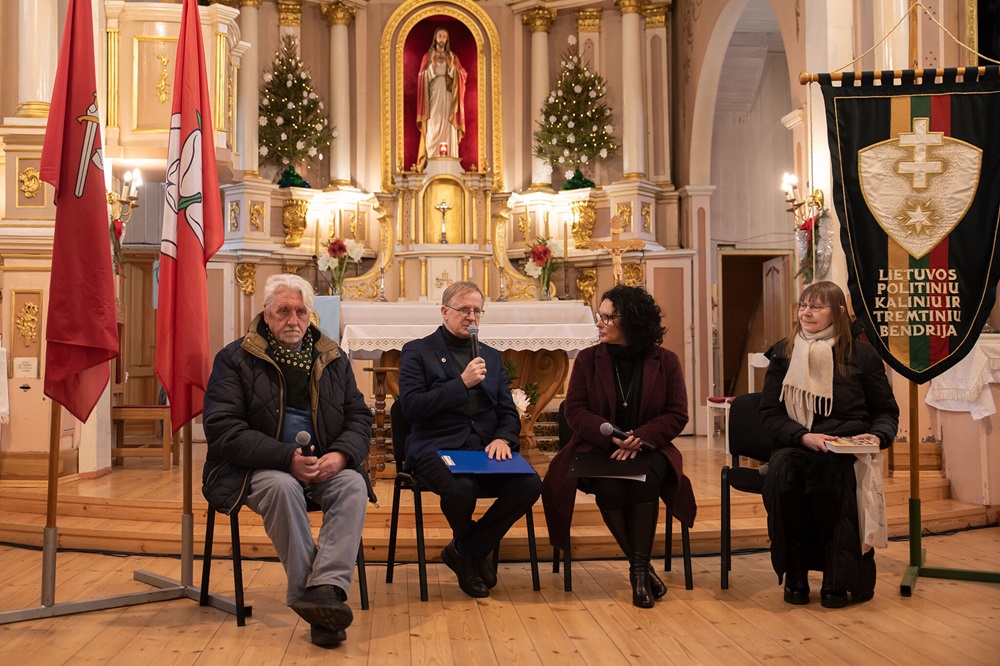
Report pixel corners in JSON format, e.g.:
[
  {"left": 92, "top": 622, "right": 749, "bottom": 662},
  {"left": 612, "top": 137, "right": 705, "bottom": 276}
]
[
  {"left": 570, "top": 200, "right": 596, "bottom": 248},
  {"left": 282, "top": 199, "right": 309, "bottom": 247},
  {"left": 283, "top": 264, "right": 301, "bottom": 274},
  {"left": 228, "top": 201, "right": 240, "bottom": 232},
  {"left": 155, "top": 53, "right": 171, "bottom": 104},
  {"left": 523, "top": 7, "right": 557, "bottom": 33},
  {"left": 235, "top": 263, "right": 257, "bottom": 295},
  {"left": 518, "top": 213, "right": 530, "bottom": 239},
  {"left": 576, "top": 268, "right": 598, "bottom": 305},
  {"left": 19, "top": 167, "right": 41, "bottom": 199},
  {"left": 577, "top": 8, "right": 602, "bottom": 32},
  {"left": 616, "top": 202, "right": 633, "bottom": 231},
  {"left": 16, "top": 302, "right": 39, "bottom": 346},
  {"left": 492, "top": 203, "right": 537, "bottom": 300},
  {"left": 617, "top": 0, "right": 647, "bottom": 15},
  {"left": 344, "top": 199, "right": 395, "bottom": 300},
  {"left": 278, "top": 0, "right": 303, "bottom": 27},
  {"left": 643, "top": 3, "right": 668, "bottom": 29},
  {"left": 623, "top": 264, "right": 644, "bottom": 286},
  {"left": 641, "top": 203, "right": 652, "bottom": 232},
  {"left": 249, "top": 200, "right": 265, "bottom": 230},
  {"left": 321, "top": 0, "right": 356, "bottom": 26},
  {"left": 435, "top": 270, "right": 454, "bottom": 289}
]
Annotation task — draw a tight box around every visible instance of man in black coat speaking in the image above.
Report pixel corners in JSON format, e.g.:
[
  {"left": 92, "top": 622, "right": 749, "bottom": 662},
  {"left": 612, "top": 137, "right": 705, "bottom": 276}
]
[
  {"left": 202, "top": 274, "right": 372, "bottom": 648},
  {"left": 399, "top": 281, "right": 542, "bottom": 598}
]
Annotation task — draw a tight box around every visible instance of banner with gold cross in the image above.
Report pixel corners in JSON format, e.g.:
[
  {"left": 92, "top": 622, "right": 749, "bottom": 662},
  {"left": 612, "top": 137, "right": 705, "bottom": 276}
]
[{"left": 820, "top": 67, "right": 1000, "bottom": 383}]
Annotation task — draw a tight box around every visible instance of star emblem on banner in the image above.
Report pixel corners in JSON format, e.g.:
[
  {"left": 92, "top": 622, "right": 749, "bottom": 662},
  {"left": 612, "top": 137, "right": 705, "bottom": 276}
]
[{"left": 895, "top": 198, "right": 940, "bottom": 236}]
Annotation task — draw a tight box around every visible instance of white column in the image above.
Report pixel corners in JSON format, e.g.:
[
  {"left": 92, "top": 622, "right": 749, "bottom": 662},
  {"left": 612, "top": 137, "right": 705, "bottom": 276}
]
[
  {"left": 15, "top": 0, "right": 59, "bottom": 117},
  {"left": 323, "top": 1, "right": 356, "bottom": 186},
  {"left": 619, "top": 0, "right": 646, "bottom": 179},
  {"left": 643, "top": 4, "right": 670, "bottom": 185},
  {"left": 238, "top": 0, "right": 262, "bottom": 174},
  {"left": 523, "top": 8, "right": 556, "bottom": 189}
]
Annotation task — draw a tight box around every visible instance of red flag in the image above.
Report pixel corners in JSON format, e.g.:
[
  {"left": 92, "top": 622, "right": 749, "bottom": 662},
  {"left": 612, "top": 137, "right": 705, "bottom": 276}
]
[
  {"left": 155, "top": 0, "right": 223, "bottom": 433},
  {"left": 39, "top": 0, "right": 118, "bottom": 423}
]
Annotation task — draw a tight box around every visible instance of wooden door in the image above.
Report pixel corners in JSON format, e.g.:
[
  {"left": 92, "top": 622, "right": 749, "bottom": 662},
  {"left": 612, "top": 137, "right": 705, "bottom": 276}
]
[{"left": 761, "top": 255, "right": 792, "bottom": 348}]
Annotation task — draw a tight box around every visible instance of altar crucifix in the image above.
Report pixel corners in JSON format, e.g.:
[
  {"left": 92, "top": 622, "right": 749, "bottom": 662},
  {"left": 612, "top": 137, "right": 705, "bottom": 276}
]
[
  {"left": 435, "top": 199, "right": 451, "bottom": 244},
  {"left": 588, "top": 214, "right": 645, "bottom": 285}
]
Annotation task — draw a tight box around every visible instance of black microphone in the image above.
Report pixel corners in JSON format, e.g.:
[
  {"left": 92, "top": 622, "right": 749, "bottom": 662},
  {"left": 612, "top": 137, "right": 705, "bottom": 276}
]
[
  {"left": 600, "top": 422, "right": 655, "bottom": 451},
  {"left": 295, "top": 431, "right": 312, "bottom": 457},
  {"left": 467, "top": 324, "right": 480, "bottom": 359}
]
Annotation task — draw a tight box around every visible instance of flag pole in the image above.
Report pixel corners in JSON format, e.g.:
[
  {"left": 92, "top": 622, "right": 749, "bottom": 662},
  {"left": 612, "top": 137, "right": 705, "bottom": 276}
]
[{"left": 40, "top": 401, "right": 62, "bottom": 607}]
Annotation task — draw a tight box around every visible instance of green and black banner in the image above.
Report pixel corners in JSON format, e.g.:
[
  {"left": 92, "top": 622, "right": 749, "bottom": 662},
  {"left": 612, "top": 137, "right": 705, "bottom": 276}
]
[{"left": 821, "top": 67, "right": 1000, "bottom": 383}]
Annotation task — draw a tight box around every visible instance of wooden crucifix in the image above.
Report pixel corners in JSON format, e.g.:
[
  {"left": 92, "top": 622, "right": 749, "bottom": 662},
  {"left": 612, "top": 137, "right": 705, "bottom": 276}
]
[{"left": 588, "top": 214, "right": 645, "bottom": 285}]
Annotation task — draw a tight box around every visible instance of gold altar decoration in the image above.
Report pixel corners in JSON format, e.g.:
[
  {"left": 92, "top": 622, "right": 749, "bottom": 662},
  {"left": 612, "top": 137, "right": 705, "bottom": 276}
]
[
  {"left": 249, "top": 200, "right": 265, "bottom": 230},
  {"left": 523, "top": 7, "right": 557, "bottom": 33},
  {"left": 576, "top": 8, "right": 602, "bottom": 32},
  {"left": 278, "top": 0, "right": 303, "bottom": 26},
  {"left": 321, "top": 0, "right": 356, "bottom": 25},
  {"left": 235, "top": 263, "right": 257, "bottom": 296},
  {"left": 18, "top": 167, "right": 41, "bottom": 199},
  {"left": 345, "top": 198, "right": 396, "bottom": 300},
  {"left": 623, "top": 263, "right": 643, "bottom": 286},
  {"left": 643, "top": 3, "right": 669, "bottom": 29},
  {"left": 15, "top": 302, "right": 39, "bottom": 346},
  {"left": 228, "top": 201, "right": 240, "bottom": 231},
  {"left": 282, "top": 264, "right": 301, "bottom": 274},
  {"left": 617, "top": 0, "right": 647, "bottom": 14},
  {"left": 589, "top": 215, "right": 646, "bottom": 286},
  {"left": 577, "top": 267, "right": 598, "bottom": 305},
  {"left": 282, "top": 199, "right": 309, "bottom": 247},
  {"left": 493, "top": 201, "right": 539, "bottom": 300},
  {"left": 570, "top": 199, "right": 596, "bottom": 249},
  {"left": 421, "top": 176, "right": 465, "bottom": 244},
  {"left": 641, "top": 202, "right": 652, "bottom": 231},
  {"left": 616, "top": 202, "right": 633, "bottom": 231},
  {"left": 154, "top": 53, "right": 171, "bottom": 104}
]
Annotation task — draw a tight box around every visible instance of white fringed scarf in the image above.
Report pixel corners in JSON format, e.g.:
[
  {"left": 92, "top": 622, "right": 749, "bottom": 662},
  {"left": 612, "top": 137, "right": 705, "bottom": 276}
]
[{"left": 780, "top": 326, "right": 836, "bottom": 429}]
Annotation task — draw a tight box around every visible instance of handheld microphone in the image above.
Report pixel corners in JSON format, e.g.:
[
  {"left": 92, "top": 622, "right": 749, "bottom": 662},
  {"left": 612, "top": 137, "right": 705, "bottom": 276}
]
[
  {"left": 467, "top": 324, "right": 480, "bottom": 359},
  {"left": 599, "top": 422, "right": 654, "bottom": 451},
  {"left": 295, "top": 431, "right": 312, "bottom": 457}
]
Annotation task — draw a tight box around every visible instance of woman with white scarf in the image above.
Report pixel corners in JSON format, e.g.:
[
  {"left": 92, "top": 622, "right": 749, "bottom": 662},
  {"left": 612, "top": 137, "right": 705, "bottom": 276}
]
[{"left": 759, "top": 282, "right": 898, "bottom": 609}]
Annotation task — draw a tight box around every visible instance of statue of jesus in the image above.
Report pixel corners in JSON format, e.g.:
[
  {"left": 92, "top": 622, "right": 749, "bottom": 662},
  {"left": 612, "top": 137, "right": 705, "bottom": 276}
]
[{"left": 416, "top": 27, "right": 468, "bottom": 171}]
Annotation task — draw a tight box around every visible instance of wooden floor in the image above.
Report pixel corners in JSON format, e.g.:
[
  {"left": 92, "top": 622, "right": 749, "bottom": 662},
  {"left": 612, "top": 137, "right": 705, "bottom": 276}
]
[
  {"left": 1, "top": 527, "right": 999, "bottom": 664},
  {"left": 1, "top": 433, "right": 998, "bottom": 662}
]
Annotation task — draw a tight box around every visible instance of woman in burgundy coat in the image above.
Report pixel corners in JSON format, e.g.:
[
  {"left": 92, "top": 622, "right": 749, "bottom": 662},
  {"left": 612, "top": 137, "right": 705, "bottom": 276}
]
[{"left": 542, "top": 285, "right": 696, "bottom": 607}]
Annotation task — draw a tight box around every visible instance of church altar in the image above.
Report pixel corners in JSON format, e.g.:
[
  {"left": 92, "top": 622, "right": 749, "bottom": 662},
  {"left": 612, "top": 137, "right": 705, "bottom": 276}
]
[{"left": 340, "top": 300, "right": 598, "bottom": 463}]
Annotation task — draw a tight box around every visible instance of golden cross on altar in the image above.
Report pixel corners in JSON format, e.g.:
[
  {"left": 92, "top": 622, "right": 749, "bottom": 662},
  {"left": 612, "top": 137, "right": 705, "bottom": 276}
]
[
  {"left": 588, "top": 214, "right": 645, "bottom": 285},
  {"left": 435, "top": 199, "right": 452, "bottom": 244}
]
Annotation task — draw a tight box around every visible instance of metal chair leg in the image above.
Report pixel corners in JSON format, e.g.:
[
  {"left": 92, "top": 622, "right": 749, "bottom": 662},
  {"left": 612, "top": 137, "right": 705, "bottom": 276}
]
[
  {"left": 230, "top": 512, "right": 247, "bottom": 627},
  {"left": 199, "top": 510, "right": 215, "bottom": 608},
  {"left": 356, "top": 538, "right": 369, "bottom": 611}
]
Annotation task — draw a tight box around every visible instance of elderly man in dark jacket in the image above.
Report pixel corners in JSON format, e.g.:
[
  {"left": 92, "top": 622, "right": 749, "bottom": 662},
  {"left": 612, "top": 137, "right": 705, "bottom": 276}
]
[
  {"left": 399, "top": 281, "right": 542, "bottom": 599},
  {"left": 202, "top": 274, "right": 372, "bottom": 648}
]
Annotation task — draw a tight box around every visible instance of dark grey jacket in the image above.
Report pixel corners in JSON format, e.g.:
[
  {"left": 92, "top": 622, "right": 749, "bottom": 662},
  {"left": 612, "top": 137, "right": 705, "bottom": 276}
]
[{"left": 202, "top": 314, "right": 374, "bottom": 514}]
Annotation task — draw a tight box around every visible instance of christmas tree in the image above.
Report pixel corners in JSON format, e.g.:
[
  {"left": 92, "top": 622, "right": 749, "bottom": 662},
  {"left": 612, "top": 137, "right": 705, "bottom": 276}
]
[
  {"left": 533, "top": 36, "right": 618, "bottom": 190},
  {"left": 258, "top": 35, "right": 334, "bottom": 186}
]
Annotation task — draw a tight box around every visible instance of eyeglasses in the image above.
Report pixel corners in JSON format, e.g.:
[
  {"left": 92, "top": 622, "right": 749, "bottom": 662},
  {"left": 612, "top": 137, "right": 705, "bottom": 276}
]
[
  {"left": 595, "top": 312, "right": 620, "bottom": 325},
  {"left": 445, "top": 305, "right": 485, "bottom": 318},
  {"left": 796, "top": 302, "right": 830, "bottom": 313}
]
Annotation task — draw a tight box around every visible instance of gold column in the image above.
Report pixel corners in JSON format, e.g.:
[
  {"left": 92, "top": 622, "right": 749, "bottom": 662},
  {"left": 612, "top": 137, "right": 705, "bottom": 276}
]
[
  {"left": 107, "top": 28, "right": 120, "bottom": 129},
  {"left": 419, "top": 258, "right": 428, "bottom": 298},
  {"left": 576, "top": 8, "right": 602, "bottom": 32}
]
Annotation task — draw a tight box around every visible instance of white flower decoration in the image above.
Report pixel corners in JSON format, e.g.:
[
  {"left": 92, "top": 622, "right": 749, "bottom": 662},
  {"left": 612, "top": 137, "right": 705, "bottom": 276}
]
[
  {"left": 510, "top": 388, "right": 531, "bottom": 417},
  {"left": 318, "top": 153, "right": 324, "bottom": 160},
  {"left": 566, "top": 170, "right": 574, "bottom": 180},
  {"left": 568, "top": 121, "right": 575, "bottom": 128},
  {"left": 540, "top": 163, "right": 553, "bottom": 178},
  {"left": 567, "top": 35, "right": 577, "bottom": 46},
  {"left": 287, "top": 102, "right": 295, "bottom": 109},
  {"left": 261, "top": 98, "right": 269, "bottom": 106},
  {"left": 296, "top": 140, "right": 305, "bottom": 150},
  {"left": 286, "top": 80, "right": 293, "bottom": 87},
  {"left": 549, "top": 115, "right": 556, "bottom": 123},
  {"left": 558, "top": 156, "right": 565, "bottom": 163},
  {"left": 581, "top": 155, "right": 589, "bottom": 163},
  {"left": 276, "top": 117, "right": 285, "bottom": 126},
  {"left": 524, "top": 262, "right": 543, "bottom": 278},
  {"left": 568, "top": 134, "right": 576, "bottom": 144},
  {"left": 308, "top": 146, "right": 317, "bottom": 157},
  {"left": 599, "top": 148, "right": 608, "bottom": 158},
  {"left": 563, "top": 149, "right": 570, "bottom": 156},
  {"left": 259, "top": 117, "right": 267, "bottom": 126},
  {"left": 316, "top": 122, "right": 324, "bottom": 130},
  {"left": 264, "top": 73, "right": 272, "bottom": 82},
  {"left": 282, "top": 157, "right": 290, "bottom": 164},
  {"left": 605, "top": 124, "right": 614, "bottom": 133},
  {"left": 280, "top": 132, "right": 287, "bottom": 141},
  {"left": 549, "top": 238, "right": 564, "bottom": 256},
  {"left": 259, "top": 146, "right": 268, "bottom": 156},
  {"left": 345, "top": 239, "right": 365, "bottom": 263},
  {"left": 589, "top": 90, "right": 597, "bottom": 98}
]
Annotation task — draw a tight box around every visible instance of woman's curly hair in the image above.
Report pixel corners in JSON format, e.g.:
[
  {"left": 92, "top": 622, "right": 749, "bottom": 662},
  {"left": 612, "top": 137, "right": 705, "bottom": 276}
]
[{"left": 601, "top": 284, "right": 665, "bottom": 354}]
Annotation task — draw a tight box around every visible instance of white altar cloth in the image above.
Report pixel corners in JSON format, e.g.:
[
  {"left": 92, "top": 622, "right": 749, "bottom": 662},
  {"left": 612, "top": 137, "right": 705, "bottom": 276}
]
[
  {"left": 925, "top": 339, "right": 1000, "bottom": 420},
  {"left": 339, "top": 301, "right": 598, "bottom": 358}
]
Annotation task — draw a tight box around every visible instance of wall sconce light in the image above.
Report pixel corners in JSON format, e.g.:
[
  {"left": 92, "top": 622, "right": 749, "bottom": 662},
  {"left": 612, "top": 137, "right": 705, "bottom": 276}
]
[{"left": 781, "top": 172, "right": 824, "bottom": 227}]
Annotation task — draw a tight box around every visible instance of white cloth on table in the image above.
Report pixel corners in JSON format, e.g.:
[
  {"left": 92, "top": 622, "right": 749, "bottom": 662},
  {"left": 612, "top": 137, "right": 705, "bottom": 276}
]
[{"left": 925, "top": 343, "right": 1000, "bottom": 420}]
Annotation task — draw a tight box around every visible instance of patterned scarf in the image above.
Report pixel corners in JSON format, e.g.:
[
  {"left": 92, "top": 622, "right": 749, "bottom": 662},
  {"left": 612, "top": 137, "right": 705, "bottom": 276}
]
[
  {"left": 266, "top": 327, "right": 315, "bottom": 372},
  {"left": 780, "top": 325, "right": 836, "bottom": 430}
]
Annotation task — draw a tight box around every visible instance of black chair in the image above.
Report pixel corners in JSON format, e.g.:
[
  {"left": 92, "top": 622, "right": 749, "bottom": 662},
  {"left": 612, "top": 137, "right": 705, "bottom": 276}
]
[
  {"left": 552, "top": 407, "right": 694, "bottom": 592},
  {"left": 201, "top": 500, "right": 369, "bottom": 627},
  {"left": 385, "top": 400, "right": 541, "bottom": 601},
  {"left": 720, "top": 391, "right": 771, "bottom": 589}
]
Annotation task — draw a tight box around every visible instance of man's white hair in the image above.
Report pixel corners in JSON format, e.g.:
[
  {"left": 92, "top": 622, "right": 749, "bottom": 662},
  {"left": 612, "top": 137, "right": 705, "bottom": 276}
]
[{"left": 263, "top": 273, "right": 315, "bottom": 312}]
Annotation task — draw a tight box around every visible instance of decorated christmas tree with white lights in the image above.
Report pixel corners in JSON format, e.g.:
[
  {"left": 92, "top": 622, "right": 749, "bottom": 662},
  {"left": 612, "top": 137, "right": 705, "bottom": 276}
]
[
  {"left": 533, "top": 36, "right": 618, "bottom": 190},
  {"left": 258, "top": 35, "right": 333, "bottom": 187}
]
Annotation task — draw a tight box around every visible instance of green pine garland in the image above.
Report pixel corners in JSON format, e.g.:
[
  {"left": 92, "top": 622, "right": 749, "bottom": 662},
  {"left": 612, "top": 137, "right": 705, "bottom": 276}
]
[
  {"left": 533, "top": 36, "right": 618, "bottom": 189},
  {"left": 258, "top": 35, "right": 334, "bottom": 178}
]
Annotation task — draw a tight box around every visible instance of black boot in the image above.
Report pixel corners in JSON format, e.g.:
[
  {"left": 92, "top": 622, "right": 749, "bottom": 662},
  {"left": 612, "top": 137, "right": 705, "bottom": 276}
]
[
  {"left": 602, "top": 508, "right": 666, "bottom": 600},
  {"left": 628, "top": 502, "right": 658, "bottom": 608},
  {"left": 783, "top": 540, "right": 810, "bottom": 605}
]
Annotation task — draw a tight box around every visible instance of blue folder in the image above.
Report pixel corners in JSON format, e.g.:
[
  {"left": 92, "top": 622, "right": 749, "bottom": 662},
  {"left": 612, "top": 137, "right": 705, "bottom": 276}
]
[{"left": 437, "top": 450, "right": 536, "bottom": 474}]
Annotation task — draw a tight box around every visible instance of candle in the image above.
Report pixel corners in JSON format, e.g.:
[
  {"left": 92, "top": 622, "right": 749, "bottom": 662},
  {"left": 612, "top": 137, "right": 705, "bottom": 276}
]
[
  {"left": 439, "top": 142, "right": 448, "bottom": 156},
  {"left": 121, "top": 170, "right": 131, "bottom": 199},
  {"left": 129, "top": 169, "right": 141, "bottom": 199}
]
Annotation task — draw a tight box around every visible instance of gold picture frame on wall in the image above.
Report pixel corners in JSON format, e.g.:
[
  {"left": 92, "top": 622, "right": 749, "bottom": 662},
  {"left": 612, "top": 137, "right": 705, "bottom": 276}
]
[{"left": 10, "top": 289, "right": 43, "bottom": 379}]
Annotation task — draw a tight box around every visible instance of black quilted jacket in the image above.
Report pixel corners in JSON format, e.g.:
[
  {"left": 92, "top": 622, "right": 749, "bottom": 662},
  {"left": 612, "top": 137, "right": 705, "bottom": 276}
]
[{"left": 202, "top": 314, "right": 375, "bottom": 514}]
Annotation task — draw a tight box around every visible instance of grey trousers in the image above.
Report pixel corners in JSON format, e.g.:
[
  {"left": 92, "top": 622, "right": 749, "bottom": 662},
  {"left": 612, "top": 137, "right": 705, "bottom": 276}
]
[{"left": 245, "top": 468, "right": 367, "bottom": 606}]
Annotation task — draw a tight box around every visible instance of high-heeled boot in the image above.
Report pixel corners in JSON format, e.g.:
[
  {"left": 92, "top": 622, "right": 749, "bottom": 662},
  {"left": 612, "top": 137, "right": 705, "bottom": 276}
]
[
  {"left": 628, "top": 501, "right": 659, "bottom": 608},
  {"left": 783, "top": 539, "right": 810, "bottom": 605},
  {"left": 602, "top": 508, "right": 667, "bottom": 600}
]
